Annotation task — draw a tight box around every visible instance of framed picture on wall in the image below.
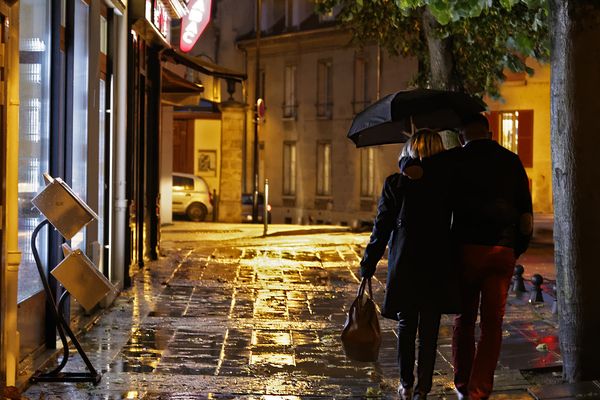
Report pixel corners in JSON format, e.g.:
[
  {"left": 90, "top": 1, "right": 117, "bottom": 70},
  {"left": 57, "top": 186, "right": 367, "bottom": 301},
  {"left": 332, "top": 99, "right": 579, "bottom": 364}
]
[{"left": 197, "top": 150, "right": 217, "bottom": 177}]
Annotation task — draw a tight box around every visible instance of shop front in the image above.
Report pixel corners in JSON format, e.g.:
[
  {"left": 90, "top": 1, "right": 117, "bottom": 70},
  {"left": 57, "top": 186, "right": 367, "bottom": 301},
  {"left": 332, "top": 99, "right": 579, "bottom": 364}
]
[
  {"left": 127, "top": 0, "right": 190, "bottom": 275},
  {"left": 7, "top": 0, "right": 129, "bottom": 385}
]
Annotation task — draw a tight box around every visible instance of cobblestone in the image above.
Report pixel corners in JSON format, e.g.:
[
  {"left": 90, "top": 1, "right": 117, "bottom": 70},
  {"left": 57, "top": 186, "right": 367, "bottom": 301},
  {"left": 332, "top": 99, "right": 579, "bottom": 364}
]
[{"left": 23, "top": 223, "right": 558, "bottom": 399}]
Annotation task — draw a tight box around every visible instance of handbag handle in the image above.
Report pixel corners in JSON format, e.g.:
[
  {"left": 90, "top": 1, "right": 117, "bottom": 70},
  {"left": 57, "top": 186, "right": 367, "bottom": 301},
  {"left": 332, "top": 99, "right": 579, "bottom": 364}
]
[{"left": 357, "top": 277, "right": 373, "bottom": 298}]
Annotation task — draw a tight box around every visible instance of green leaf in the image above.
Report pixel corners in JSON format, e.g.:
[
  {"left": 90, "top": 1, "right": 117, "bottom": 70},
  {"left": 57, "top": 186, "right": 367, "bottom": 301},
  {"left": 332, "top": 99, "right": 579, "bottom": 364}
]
[
  {"left": 499, "top": 0, "right": 519, "bottom": 9},
  {"left": 428, "top": 2, "right": 454, "bottom": 25}
]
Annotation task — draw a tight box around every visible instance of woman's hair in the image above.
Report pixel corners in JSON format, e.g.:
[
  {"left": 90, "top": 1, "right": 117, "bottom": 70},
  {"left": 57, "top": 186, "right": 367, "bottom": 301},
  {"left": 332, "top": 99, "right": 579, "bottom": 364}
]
[{"left": 404, "top": 129, "right": 444, "bottom": 159}]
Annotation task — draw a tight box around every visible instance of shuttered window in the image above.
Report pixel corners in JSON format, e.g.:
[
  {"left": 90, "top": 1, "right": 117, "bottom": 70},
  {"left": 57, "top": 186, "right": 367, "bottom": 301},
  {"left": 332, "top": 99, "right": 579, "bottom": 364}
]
[
  {"left": 487, "top": 110, "right": 534, "bottom": 167},
  {"left": 317, "top": 141, "right": 332, "bottom": 195},
  {"left": 283, "top": 142, "right": 296, "bottom": 196},
  {"left": 360, "top": 147, "right": 375, "bottom": 197}
]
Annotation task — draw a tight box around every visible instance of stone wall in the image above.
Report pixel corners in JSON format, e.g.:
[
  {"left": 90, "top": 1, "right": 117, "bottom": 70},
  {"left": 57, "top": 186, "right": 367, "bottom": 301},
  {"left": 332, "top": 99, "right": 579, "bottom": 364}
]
[{"left": 218, "top": 101, "right": 246, "bottom": 222}]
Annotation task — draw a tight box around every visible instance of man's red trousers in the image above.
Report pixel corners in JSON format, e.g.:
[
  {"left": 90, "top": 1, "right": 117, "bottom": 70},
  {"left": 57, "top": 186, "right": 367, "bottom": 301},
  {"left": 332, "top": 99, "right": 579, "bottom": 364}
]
[{"left": 452, "top": 244, "right": 516, "bottom": 400}]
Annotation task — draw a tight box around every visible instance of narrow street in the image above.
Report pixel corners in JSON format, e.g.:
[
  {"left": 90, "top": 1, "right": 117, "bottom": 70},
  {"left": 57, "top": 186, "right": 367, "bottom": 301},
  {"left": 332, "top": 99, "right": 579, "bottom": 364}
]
[{"left": 23, "top": 223, "right": 559, "bottom": 399}]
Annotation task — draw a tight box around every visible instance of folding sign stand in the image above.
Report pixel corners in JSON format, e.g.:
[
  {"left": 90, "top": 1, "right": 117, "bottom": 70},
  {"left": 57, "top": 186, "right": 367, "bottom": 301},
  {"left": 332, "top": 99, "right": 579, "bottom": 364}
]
[
  {"left": 29, "top": 174, "right": 115, "bottom": 385},
  {"left": 29, "top": 219, "right": 101, "bottom": 384}
]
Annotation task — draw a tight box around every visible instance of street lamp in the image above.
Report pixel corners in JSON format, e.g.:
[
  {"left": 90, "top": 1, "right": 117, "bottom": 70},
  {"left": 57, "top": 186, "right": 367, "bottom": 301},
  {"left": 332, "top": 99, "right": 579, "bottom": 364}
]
[{"left": 252, "top": 0, "right": 262, "bottom": 222}]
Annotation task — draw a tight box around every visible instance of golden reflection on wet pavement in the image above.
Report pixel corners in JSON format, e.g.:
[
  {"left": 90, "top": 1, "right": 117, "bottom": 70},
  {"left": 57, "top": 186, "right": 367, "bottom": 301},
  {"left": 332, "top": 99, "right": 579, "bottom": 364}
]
[{"left": 23, "top": 224, "right": 556, "bottom": 399}]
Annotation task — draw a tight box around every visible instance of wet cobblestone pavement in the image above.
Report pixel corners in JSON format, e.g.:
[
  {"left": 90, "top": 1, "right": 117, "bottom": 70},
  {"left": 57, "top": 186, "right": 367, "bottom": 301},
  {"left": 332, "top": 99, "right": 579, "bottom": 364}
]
[{"left": 23, "top": 223, "right": 560, "bottom": 399}]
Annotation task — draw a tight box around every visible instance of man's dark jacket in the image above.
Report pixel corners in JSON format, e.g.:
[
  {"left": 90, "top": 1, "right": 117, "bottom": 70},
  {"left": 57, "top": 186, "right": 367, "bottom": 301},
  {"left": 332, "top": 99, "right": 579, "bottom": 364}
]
[{"left": 443, "top": 139, "right": 533, "bottom": 255}]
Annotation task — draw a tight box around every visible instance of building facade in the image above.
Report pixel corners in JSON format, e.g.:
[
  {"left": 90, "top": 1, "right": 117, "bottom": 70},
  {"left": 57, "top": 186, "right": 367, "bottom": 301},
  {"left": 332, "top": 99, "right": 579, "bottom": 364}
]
[
  {"left": 187, "top": 0, "right": 416, "bottom": 227},
  {"left": 228, "top": 0, "right": 552, "bottom": 224},
  {"left": 485, "top": 61, "right": 553, "bottom": 214}
]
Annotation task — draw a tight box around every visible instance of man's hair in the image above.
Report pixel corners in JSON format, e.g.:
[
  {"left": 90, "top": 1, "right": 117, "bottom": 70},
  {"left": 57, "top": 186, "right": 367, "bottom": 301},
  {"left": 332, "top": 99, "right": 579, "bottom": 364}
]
[
  {"left": 405, "top": 129, "right": 444, "bottom": 159},
  {"left": 462, "top": 113, "right": 489, "bottom": 130},
  {"left": 461, "top": 113, "right": 490, "bottom": 142}
]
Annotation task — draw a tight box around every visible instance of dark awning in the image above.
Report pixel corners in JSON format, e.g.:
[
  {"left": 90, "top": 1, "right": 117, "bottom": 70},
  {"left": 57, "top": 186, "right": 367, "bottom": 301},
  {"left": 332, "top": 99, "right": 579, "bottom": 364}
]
[
  {"left": 161, "top": 68, "right": 204, "bottom": 106},
  {"left": 162, "top": 48, "right": 247, "bottom": 83}
]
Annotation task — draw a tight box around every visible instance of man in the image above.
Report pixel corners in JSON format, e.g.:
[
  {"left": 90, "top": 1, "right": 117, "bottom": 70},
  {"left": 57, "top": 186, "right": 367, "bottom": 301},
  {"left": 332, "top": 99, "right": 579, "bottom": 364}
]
[{"left": 451, "top": 113, "right": 533, "bottom": 400}]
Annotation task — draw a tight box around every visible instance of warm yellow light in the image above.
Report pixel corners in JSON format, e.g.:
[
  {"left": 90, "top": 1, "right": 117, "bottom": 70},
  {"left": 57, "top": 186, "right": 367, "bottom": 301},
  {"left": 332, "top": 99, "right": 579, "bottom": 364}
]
[
  {"left": 249, "top": 352, "right": 295, "bottom": 366},
  {"left": 126, "top": 391, "right": 139, "bottom": 399}
]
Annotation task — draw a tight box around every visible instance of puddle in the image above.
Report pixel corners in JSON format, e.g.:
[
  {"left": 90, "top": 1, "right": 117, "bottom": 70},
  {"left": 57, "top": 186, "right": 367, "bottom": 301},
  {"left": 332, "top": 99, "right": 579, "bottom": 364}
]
[{"left": 252, "top": 330, "right": 292, "bottom": 346}]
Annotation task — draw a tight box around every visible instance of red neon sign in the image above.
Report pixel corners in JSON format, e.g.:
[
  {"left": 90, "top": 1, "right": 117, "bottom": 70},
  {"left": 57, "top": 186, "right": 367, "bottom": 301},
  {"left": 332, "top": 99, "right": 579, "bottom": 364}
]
[{"left": 180, "top": 0, "right": 212, "bottom": 53}]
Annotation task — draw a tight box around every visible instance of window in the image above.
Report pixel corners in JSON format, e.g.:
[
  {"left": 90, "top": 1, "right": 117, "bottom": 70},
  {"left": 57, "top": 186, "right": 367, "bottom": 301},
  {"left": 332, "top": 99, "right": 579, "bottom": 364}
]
[
  {"left": 70, "top": 0, "right": 90, "bottom": 251},
  {"left": 353, "top": 56, "right": 369, "bottom": 114},
  {"left": 361, "top": 147, "right": 375, "bottom": 197},
  {"left": 316, "top": 60, "right": 333, "bottom": 118},
  {"left": 317, "top": 142, "right": 332, "bottom": 196},
  {"left": 173, "top": 175, "right": 194, "bottom": 191},
  {"left": 488, "top": 110, "right": 534, "bottom": 167},
  {"left": 18, "top": 0, "right": 51, "bottom": 301},
  {"left": 97, "top": 7, "right": 110, "bottom": 274},
  {"left": 285, "top": 0, "right": 294, "bottom": 27},
  {"left": 283, "top": 142, "right": 296, "bottom": 196},
  {"left": 283, "top": 65, "right": 296, "bottom": 119},
  {"left": 500, "top": 112, "right": 519, "bottom": 153}
]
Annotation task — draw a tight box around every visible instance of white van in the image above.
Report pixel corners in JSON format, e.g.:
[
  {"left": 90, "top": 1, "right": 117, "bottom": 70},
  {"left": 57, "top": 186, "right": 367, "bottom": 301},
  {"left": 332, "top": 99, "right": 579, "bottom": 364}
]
[{"left": 172, "top": 172, "right": 213, "bottom": 221}]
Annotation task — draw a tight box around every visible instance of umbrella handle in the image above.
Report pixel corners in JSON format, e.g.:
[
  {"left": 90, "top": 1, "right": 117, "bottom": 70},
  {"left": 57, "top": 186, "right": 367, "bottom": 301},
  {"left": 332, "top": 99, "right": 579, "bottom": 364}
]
[{"left": 410, "top": 116, "right": 416, "bottom": 135}]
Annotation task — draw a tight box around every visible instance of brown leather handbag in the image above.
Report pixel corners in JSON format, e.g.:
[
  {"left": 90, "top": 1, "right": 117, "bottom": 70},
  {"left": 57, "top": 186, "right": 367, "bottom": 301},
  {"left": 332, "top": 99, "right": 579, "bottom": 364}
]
[{"left": 341, "top": 277, "right": 381, "bottom": 362}]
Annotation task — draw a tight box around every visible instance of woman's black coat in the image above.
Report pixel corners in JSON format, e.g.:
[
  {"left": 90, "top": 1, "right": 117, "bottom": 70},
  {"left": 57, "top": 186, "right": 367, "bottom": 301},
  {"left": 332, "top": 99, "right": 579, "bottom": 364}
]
[{"left": 360, "top": 160, "right": 460, "bottom": 320}]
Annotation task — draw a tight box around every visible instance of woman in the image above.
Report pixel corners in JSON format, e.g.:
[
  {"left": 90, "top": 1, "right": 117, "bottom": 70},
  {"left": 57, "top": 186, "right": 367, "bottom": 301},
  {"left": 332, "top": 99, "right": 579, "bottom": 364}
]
[{"left": 360, "top": 129, "right": 458, "bottom": 400}]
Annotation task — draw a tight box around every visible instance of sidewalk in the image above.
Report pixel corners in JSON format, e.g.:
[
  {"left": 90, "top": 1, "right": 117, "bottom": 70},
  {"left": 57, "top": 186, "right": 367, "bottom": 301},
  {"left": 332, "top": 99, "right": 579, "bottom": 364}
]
[{"left": 22, "top": 222, "right": 563, "bottom": 399}]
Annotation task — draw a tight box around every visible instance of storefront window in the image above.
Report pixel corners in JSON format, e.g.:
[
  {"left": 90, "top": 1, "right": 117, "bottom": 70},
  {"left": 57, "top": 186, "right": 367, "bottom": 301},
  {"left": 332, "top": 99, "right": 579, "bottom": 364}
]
[
  {"left": 18, "top": 1, "right": 51, "bottom": 301},
  {"left": 97, "top": 78, "right": 106, "bottom": 270},
  {"left": 70, "top": 0, "right": 89, "bottom": 251}
]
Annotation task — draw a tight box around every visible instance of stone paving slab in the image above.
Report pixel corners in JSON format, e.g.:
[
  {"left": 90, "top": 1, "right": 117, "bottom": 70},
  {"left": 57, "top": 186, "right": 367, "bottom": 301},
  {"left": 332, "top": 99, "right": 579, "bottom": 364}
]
[{"left": 528, "top": 381, "right": 600, "bottom": 400}]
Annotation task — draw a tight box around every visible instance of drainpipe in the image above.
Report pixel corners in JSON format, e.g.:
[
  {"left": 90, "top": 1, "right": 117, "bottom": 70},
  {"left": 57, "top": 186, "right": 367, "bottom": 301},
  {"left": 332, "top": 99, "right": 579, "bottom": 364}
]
[
  {"left": 241, "top": 48, "right": 248, "bottom": 193},
  {"left": 3, "top": 2, "right": 22, "bottom": 387},
  {"left": 376, "top": 45, "right": 382, "bottom": 100},
  {"left": 110, "top": 7, "right": 128, "bottom": 289}
]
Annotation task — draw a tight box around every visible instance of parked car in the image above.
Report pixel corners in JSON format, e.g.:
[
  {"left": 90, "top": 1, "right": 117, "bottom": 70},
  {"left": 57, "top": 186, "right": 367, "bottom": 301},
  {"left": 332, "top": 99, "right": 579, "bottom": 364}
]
[
  {"left": 241, "top": 193, "right": 271, "bottom": 223},
  {"left": 172, "top": 172, "right": 213, "bottom": 222}
]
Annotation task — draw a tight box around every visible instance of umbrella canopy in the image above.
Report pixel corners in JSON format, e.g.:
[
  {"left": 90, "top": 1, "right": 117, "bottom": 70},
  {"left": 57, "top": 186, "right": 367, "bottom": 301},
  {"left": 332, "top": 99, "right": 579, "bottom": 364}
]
[{"left": 347, "top": 89, "right": 487, "bottom": 147}]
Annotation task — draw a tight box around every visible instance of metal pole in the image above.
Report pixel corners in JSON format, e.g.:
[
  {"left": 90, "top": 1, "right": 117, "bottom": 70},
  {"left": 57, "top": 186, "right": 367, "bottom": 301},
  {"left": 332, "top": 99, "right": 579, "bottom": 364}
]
[
  {"left": 252, "top": 0, "right": 262, "bottom": 222},
  {"left": 376, "top": 45, "right": 382, "bottom": 101},
  {"left": 263, "top": 179, "right": 269, "bottom": 236}
]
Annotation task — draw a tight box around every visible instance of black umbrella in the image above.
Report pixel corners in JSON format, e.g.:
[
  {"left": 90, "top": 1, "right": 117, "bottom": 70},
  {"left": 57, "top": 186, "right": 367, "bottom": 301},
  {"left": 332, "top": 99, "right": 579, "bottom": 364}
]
[{"left": 347, "top": 89, "right": 487, "bottom": 147}]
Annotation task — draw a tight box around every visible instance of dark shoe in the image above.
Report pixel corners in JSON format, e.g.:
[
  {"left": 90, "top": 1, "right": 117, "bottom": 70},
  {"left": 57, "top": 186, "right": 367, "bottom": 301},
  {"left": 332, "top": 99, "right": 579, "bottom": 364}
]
[
  {"left": 413, "top": 392, "right": 427, "bottom": 400},
  {"left": 398, "top": 386, "right": 413, "bottom": 400}
]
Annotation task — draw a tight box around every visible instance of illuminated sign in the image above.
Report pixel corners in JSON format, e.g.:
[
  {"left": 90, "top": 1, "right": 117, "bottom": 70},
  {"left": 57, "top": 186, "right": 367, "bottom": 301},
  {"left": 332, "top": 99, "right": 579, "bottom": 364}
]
[
  {"left": 180, "top": 0, "right": 211, "bottom": 53},
  {"left": 152, "top": 0, "right": 171, "bottom": 40},
  {"left": 144, "top": 0, "right": 171, "bottom": 41}
]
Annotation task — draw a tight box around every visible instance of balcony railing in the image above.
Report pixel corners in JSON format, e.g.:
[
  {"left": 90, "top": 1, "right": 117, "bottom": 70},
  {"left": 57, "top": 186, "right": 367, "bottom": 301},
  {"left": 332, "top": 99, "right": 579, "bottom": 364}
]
[
  {"left": 282, "top": 103, "right": 298, "bottom": 120},
  {"left": 316, "top": 102, "right": 333, "bottom": 119}
]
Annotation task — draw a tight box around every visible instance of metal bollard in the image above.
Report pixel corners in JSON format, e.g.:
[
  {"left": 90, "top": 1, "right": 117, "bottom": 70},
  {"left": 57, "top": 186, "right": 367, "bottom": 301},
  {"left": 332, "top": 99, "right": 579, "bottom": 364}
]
[
  {"left": 512, "top": 264, "right": 526, "bottom": 293},
  {"left": 263, "top": 179, "right": 269, "bottom": 236},
  {"left": 212, "top": 189, "right": 218, "bottom": 222},
  {"left": 551, "top": 284, "right": 558, "bottom": 314},
  {"left": 529, "top": 274, "right": 544, "bottom": 303}
]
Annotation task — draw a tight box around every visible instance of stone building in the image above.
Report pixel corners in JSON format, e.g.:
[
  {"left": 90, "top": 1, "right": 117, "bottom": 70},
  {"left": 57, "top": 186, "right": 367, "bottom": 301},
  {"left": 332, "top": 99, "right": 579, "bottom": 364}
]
[{"left": 186, "top": 0, "right": 552, "bottom": 225}]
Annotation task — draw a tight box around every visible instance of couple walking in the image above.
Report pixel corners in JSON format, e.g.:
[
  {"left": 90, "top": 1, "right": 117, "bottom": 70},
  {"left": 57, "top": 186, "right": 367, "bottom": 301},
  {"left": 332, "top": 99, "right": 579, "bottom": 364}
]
[{"left": 360, "top": 114, "right": 533, "bottom": 400}]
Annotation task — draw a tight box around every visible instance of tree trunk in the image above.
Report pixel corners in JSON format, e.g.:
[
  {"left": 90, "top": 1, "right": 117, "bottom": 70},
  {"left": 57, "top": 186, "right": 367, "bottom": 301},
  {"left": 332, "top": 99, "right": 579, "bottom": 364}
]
[
  {"left": 550, "top": 0, "right": 600, "bottom": 382},
  {"left": 421, "top": 7, "right": 456, "bottom": 90}
]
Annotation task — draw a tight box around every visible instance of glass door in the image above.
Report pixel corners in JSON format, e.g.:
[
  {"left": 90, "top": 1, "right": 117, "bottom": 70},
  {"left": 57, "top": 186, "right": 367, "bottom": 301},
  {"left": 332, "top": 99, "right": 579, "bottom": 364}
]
[{"left": 17, "top": 0, "right": 51, "bottom": 303}]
